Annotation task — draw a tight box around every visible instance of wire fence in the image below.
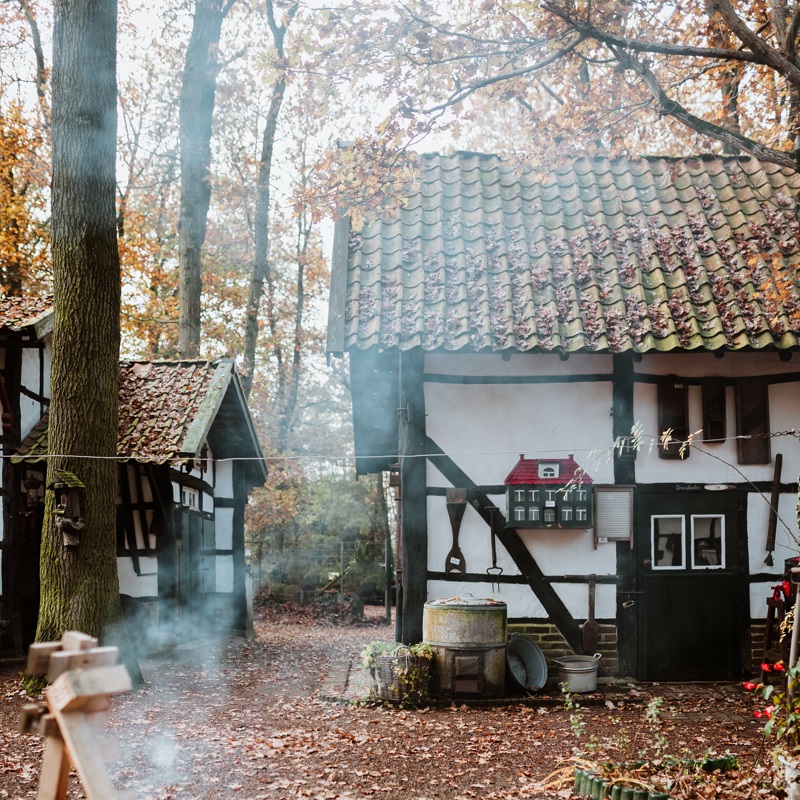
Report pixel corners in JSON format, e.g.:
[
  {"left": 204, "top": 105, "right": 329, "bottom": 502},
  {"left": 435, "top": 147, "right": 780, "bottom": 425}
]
[{"left": 249, "top": 541, "right": 384, "bottom": 603}]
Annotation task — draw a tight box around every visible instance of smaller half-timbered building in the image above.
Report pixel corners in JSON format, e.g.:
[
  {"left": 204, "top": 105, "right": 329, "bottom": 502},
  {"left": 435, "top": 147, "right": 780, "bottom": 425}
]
[{"left": 0, "top": 297, "right": 267, "bottom": 654}]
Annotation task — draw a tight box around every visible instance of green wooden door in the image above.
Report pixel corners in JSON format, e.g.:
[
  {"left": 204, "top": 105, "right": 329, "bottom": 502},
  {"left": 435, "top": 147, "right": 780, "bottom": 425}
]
[{"left": 636, "top": 489, "right": 747, "bottom": 681}]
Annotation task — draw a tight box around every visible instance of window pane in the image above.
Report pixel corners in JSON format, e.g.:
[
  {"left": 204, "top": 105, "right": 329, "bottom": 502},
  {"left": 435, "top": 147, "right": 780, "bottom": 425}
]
[
  {"left": 652, "top": 515, "right": 684, "bottom": 569},
  {"left": 544, "top": 508, "right": 555, "bottom": 523},
  {"left": 562, "top": 507, "right": 573, "bottom": 521},
  {"left": 529, "top": 489, "right": 539, "bottom": 502},
  {"left": 515, "top": 507, "right": 525, "bottom": 522},
  {"left": 529, "top": 506, "right": 539, "bottom": 521},
  {"left": 692, "top": 515, "right": 725, "bottom": 569}
]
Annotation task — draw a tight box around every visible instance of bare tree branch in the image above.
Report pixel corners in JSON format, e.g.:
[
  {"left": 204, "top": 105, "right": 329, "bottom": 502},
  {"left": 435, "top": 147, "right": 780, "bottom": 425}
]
[
  {"left": 544, "top": 1, "right": 774, "bottom": 66},
  {"left": 617, "top": 47, "right": 799, "bottom": 169}
]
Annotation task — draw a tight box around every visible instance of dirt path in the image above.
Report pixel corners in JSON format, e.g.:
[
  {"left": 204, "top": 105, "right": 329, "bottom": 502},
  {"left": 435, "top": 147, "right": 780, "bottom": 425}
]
[{"left": 0, "top": 607, "right": 783, "bottom": 799}]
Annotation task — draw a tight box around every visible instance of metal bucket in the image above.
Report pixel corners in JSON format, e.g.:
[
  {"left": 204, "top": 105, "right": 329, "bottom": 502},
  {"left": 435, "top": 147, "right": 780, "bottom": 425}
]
[
  {"left": 555, "top": 653, "right": 602, "bottom": 693},
  {"left": 423, "top": 595, "right": 507, "bottom": 697}
]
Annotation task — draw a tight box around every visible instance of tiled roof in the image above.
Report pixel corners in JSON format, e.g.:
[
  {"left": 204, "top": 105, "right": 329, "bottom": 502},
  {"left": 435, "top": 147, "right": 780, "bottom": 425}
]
[
  {"left": 17, "top": 361, "right": 222, "bottom": 464},
  {"left": 117, "top": 361, "right": 218, "bottom": 461},
  {"left": 333, "top": 153, "right": 800, "bottom": 353},
  {"left": 0, "top": 296, "right": 53, "bottom": 333},
  {"left": 504, "top": 454, "right": 592, "bottom": 485}
]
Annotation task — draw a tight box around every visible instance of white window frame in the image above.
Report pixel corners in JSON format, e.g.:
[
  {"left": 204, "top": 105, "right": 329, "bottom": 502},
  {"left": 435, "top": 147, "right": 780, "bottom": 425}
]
[
  {"left": 691, "top": 514, "right": 726, "bottom": 570},
  {"left": 181, "top": 486, "right": 199, "bottom": 510},
  {"left": 651, "top": 514, "right": 685, "bottom": 570}
]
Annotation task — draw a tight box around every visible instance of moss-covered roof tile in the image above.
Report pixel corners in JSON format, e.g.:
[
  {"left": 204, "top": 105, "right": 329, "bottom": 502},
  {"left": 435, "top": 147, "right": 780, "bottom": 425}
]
[{"left": 331, "top": 152, "right": 800, "bottom": 354}]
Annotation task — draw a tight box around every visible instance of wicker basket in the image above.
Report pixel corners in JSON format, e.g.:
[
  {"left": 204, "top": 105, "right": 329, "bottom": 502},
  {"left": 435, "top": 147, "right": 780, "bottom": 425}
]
[{"left": 375, "top": 646, "right": 431, "bottom": 704}]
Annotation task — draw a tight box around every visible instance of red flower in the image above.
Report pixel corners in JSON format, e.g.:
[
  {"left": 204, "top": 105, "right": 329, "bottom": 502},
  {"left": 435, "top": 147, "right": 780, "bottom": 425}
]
[
  {"left": 743, "top": 681, "right": 758, "bottom": 691},
  {"left": 754, "top": 706, "right": 775, "bottom": 719},
  {"left": 762, "top": 663, "right": 773, "bottom": 672},
  {"left": 774, "top": 662, "right": 787, "bottom": 672}
]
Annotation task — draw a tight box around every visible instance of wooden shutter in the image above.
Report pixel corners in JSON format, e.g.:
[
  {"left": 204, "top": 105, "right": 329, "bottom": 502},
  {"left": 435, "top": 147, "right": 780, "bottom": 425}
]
[
  {"left": 658, "top": 377, "right": 689, "bottom": 459},
  {"left": 735, "top": 377, "right": 771, "bottom": 464},
  {"left": 702, "top": 378, "right": 726, "bottom": 443},
  {"left": 594, "top": 486, "right": 634, "bottom": 548}
]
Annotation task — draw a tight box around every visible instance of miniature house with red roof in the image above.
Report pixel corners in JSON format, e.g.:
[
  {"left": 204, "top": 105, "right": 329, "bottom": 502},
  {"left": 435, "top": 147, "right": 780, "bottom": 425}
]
[{"left": 505, "top": 455, "right": 593, "bottom": 529}]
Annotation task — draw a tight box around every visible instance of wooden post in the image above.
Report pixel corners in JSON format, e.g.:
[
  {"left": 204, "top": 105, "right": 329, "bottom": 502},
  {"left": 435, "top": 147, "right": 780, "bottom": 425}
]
[
  {"left": 612, "top": 353, "right": 637, "bottom": 676},
  {"left": 21, "top": 631, "right": 136, "bottom": 800},
  {"left": 398, "top": 350, "right": 427, "bottom": 645}
]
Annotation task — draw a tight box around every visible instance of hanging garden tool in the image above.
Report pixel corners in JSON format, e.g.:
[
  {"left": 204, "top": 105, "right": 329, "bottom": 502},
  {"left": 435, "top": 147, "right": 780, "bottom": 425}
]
[
  {"left": 765, "top": 454, "right": 783, "bottom": 567},
  {"left": 582, "top": 576, "right": 599, "bottom": 653},
  {"left": 445, "top": 488, "right": 467, "bottom": 574},
  {"left": 486, "top": 505, "right": 503, "bottom": 593}
]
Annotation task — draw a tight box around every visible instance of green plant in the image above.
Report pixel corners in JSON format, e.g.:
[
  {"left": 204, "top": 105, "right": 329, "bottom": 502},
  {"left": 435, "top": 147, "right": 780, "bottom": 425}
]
[
  {"left": 361, "top": 641, "right": 432, "bottom": 706},
  {"left": 561, "top": 683, "right": 587, "bottom": 741},
  {"left": 646, "top": 697, "right": 669, "bottom": 758},
  {"left": 745, "top": 659, "right": 800, "bottom": 754}
]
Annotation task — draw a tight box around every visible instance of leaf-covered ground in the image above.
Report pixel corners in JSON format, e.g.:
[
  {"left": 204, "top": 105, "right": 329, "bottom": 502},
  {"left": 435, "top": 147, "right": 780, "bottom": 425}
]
[{"left": 0, "top": 605, "right": 786, "bottom": 799}]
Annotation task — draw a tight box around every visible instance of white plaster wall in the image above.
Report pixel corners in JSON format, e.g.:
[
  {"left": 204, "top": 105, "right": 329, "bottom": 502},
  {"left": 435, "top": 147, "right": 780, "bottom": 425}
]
[
  {"left": 426, "top": 352, "right": 614, "bottom": 378},
  {"left": 634, "top": 353, "right": 800, "bottom": 485},
  {"left": 426, "top": 579, "right": 616, "bottom": 620},
  {"left": 117, "top": 556, "right": 158, "bottom": 597},
  {"left": 425, "top": 380, "right": 616, "bottom": 490},
  {"left": 216, "top": 507, "right": 234, "bottom": 550},
  {"left": 426, "top": 494, "right": 616, "bottom": 579},
  {"left": 216, "top": 554, "right": 234, "bottom": 592},
  {"left": 748, "top": 493, "right": 799, "bottom": 575},
  {"left": 20, "top": 345, "right": 49, "bottom": 440},
  {"left": 216, "top": 459, "right": 234, "bottom": 499},
  {"left": 424, "top": 358, "right": 619, "bottom": 621},
  {"left": 640, "top": 351, "right": 799, "bottom": 378}
]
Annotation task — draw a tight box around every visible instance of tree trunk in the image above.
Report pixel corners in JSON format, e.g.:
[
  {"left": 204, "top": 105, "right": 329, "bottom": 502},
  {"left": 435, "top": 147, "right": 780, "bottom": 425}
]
[
  {"left": 240, "top": 0, "right": 297, "bottom": 396},
  {"left": 39, "top": 0, "right": 140, "bottom": 683},
  {"left": 177, "top": 0, "right": 232, "bottom": 357}
]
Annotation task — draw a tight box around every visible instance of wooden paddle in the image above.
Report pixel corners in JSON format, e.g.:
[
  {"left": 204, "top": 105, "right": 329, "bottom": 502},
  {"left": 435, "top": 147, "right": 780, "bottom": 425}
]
[
  {"left": 445, "top": 488, "right": 467, "bottom": 574},
  {"left": 582, "top": 576, "right": 599, "bottom": 653}
]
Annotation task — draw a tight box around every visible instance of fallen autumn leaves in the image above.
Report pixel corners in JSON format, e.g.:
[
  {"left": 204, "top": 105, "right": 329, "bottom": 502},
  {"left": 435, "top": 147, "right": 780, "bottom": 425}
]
[{"left": 0, "top": 605, "right": 785, "bottom": 798}]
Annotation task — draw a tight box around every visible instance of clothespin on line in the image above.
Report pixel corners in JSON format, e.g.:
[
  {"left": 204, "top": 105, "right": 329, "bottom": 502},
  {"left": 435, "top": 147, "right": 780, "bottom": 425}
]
[{"left": 21, "top": 630, "right": 136, "bottom": 800}]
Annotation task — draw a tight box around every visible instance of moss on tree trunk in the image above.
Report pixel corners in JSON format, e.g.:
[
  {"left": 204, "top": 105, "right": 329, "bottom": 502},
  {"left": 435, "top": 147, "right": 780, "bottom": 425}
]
[{"left": 37, "top": 0, "right": 140, "bottom": 685}]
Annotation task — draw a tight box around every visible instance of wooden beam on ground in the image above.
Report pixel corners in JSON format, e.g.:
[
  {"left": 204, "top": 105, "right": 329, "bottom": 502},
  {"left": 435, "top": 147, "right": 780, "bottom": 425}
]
[
  {"left": 47, "top": 665, "right": 132, "bottom": 713},
  {"left": 36, "top": 736, "right": 70, "bottom": 800},
  {"left": 24, "top": 637, "right": 135, "bottom": 800}
]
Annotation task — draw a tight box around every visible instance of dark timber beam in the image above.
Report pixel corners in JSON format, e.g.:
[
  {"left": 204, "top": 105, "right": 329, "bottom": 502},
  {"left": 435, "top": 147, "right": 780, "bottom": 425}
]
[
  {"left": 425, "top": 437, "right": 585, "bottom": 656},
  {"left": 612, "top": 352, "right": 637, "bottom": 676},
  {"left": 398, "top": 350, "right": 428, "bottom": 644}
]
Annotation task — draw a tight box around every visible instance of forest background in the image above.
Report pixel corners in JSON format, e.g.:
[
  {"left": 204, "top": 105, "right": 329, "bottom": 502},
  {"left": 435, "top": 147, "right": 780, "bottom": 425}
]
[{"left": 2, "top": 0, "right": 799, "bottom": 608}]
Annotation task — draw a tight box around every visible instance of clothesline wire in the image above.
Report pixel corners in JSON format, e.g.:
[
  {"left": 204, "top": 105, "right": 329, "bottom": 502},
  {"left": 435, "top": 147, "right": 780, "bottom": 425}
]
[{"left": 3, "top": 429, "right": 798, "bottom": 464}]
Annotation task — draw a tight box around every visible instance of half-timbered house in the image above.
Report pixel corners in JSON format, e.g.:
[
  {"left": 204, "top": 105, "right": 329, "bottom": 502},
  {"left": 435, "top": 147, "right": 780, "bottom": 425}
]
[
  {"left": 327, "top": 152, "right": 800, "bottom": 681},
  {"left": 0, "top": 297, "right": 267, "bottom": 654}
]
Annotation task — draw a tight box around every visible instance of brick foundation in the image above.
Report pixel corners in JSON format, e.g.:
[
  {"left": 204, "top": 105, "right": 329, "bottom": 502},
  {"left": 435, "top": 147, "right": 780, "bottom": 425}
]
[{"left": 508, "top": 621, "right": 619, "bottom": 676}]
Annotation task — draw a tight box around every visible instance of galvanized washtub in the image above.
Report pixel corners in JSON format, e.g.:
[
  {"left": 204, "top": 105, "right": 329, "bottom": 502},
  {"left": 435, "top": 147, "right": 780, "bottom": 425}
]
[
  {"left": 555, "top": 653, "right": 602, "bottom": 693},
  {"left": 423, "top": 595, "right": 507, "bottom": 697}
]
